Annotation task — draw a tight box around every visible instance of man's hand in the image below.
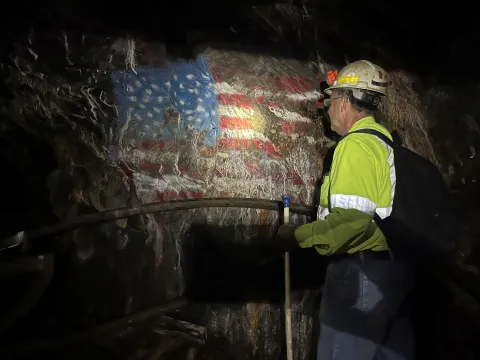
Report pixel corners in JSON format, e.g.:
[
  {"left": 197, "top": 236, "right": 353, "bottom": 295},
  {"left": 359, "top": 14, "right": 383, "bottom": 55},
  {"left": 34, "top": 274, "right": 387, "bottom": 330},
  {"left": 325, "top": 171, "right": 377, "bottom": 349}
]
[{"left": 274, "top": 224, "right": 300, "bottom": 253}]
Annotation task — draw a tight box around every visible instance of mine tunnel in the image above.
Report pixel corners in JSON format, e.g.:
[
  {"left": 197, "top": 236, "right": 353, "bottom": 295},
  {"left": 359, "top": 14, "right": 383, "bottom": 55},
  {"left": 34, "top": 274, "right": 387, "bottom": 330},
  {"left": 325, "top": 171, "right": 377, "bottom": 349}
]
[{"left": 1, "top": 0, "right": 480, "bottom": 359}]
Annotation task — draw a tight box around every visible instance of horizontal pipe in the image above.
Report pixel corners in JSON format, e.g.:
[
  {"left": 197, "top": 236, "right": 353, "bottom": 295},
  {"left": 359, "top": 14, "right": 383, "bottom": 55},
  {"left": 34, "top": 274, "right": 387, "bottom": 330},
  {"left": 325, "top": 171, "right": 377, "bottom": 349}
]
[{"left": 1, "top": 198, "right": 316, "bottom": 251}]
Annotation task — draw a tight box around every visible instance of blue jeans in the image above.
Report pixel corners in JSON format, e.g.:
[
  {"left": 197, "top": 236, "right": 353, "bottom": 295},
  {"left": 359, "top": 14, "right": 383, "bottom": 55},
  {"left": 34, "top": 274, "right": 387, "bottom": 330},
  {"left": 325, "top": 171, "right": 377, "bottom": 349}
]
[{"left": 317, "top": 252, "right": 415, "bottom": 360}]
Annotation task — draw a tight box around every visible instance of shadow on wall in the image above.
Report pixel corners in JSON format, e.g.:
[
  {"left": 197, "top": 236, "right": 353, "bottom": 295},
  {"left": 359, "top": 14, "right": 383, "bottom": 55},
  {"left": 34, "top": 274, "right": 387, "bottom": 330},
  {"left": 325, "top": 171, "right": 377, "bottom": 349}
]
[
  {"left": 183, "top": 224, "right": 328, "bottom": 304},
  {"left": 0, "top": 121, "right": 58, "bottom": 239}
]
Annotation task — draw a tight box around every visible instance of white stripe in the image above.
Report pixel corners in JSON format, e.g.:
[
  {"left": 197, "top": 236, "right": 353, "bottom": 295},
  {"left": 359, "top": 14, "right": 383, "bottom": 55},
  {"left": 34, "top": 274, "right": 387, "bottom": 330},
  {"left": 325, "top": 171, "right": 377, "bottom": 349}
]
[
  {"left": 133, "top": 173, "right": 205, "bottom": 193},
  {"left": 254, "top": 88, "right": 274, "bottom": 98},
  {"left": 268, "top": 106, "right": 311, "bottom": 123},
  {"left": 215, "top": 82, "right": 240, "bottom": 94},
  {"left": 286, "top": 91, "right": 323, "bottom": 101},
  {"left": 387, "top": 147, "right": 396, "bottom": 216},
  {"left": 317, "top": 205, "right": 330, "bottom": 220},
  {"left": 375, "top": 207, "right": 390, "bottom": 219},
  {"left": 212, "top": 177, "right": 304, "bottom": 196},
  {"left": 285, "top": 134, "right": 316, "bottom": 144},
  {"left": 133, "top": 172, "right": 307, "bottom": 195},
  {"left": 218, "top": 104, "right": 254, "bottom": 118},
  {"left": 219, "top": 129, "right": 270, "bottom": 142},
  {"left": 330, "top": 194, "right": 377, "bottom": 216},
  {"left": 216, "top": 83, "right": 322, "bottom": 102}
]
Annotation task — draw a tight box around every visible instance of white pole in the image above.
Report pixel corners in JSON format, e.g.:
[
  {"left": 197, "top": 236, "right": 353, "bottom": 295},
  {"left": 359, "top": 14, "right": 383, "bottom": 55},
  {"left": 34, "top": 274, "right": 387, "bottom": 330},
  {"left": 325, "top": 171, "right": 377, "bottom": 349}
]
[{"left": 282, "top": 196, "right": 293, "bottom": 360}]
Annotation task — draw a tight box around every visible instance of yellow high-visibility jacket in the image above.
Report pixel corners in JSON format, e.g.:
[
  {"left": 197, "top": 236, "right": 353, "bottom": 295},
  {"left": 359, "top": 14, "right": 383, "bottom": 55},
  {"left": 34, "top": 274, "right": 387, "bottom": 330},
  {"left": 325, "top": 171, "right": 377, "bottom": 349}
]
[{"left": 294, "top": 116, "right": 396, "bottom": 255}]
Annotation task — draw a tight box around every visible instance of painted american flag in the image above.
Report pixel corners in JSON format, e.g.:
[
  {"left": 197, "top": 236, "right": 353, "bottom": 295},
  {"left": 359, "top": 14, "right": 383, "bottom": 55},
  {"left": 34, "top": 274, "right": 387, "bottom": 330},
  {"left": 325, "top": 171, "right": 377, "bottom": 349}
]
[{"left": 111, "top": 52, "right": 327, "bottom": 205}]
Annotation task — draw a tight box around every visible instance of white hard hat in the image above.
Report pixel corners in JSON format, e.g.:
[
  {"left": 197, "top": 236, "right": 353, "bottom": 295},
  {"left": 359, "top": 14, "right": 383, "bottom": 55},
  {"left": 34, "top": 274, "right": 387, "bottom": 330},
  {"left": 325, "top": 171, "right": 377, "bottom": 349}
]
[{"left": 324, "top": 60, "right": 390, "bottom": 96}]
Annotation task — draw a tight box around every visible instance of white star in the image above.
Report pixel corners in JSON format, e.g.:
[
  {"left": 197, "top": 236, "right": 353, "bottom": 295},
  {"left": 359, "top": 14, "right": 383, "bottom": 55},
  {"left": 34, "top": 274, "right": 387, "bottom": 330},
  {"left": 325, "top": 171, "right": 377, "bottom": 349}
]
[
  {"left": 145, "top": 88, "right": 152, "bottom": 95},
  {"left": 173, "top": 74, "right": 178, "bottom": 81},
  {"left": 134, "top": 80, "right": 142, "bottom": 87},
  {"left": 151, "top": 84, "right": 158, "bottom": 90},
  {"left": 147, "top": 112, "right": 153, "bottom": 118},
  {"left": 134, "top": 114, "right": 142, "bottom": 120},
  {"left": 180, "top": 100, "right": 185, "bottom": 105},
  {"left": 202, "top": 73, "right": 210, "bottom": 79},
  {"left": 211, "top": 110, "right": 216, "bottom": 116},
  {"left": 185, "top": 110, "right": 193, "bottom": 115},
  {"left": 196, "top": 104, "right": 206, "bottom": 112},
  {"left": 139, "top": 103, "right": 145, "bottom": 109},
  {"left": 153, "top": 107, "right": 161, "bottom": 113},
  {"left": 186, "top": 74, "right": 195, "bottom": 80},
  {"left": 198, "top": 98, "right": 203, "bottom": 103},
  {"left": 126, "top": 85, "right": 135, "bottom": 92},
  {"left": 188, "top": 89, "right": 195, "bottom": 93},
  {"left": 165, "top": 81, "right": 171, "bottom": 87},
  {"left": 179, "top": 83, "right": 184, "bottom": 89},
  {"left": 196, "top": 81, "right": 201, "bottom": 87},
  {"left": 157, "top": 97, "right": 163, "bottom": 103},
  {"left": 187, "top": 116, "right": 194, "bottom": 120}
]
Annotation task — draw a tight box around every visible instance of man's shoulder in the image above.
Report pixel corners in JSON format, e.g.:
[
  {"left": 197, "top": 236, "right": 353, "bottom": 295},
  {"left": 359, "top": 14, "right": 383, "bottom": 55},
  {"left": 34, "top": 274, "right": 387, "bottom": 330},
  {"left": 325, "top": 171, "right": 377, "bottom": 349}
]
[
  {"left": 336, "top": 124, "right": 392, "bottom": 161},
  {"left": 343, "top": 122, "right": 392, "bottom": 147}
]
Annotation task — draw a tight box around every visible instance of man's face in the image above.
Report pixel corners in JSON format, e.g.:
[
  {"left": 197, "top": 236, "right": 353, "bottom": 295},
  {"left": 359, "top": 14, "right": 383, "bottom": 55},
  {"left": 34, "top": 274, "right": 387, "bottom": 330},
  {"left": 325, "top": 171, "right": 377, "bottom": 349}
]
[{"left": 327, "top": 90, "right": 346, "bottom": 135}]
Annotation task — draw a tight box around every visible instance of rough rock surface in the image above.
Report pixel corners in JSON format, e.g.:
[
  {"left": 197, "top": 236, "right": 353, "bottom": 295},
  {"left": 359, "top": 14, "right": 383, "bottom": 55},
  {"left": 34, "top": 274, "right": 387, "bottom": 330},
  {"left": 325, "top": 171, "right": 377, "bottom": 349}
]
[{"left": 1, "top": 1, "right": 480, "bottom": 358}]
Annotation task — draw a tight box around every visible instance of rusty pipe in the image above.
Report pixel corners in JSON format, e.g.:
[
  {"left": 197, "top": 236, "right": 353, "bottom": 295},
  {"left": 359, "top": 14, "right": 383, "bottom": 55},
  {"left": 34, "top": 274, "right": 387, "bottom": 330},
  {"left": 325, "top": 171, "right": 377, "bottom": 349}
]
[{"left": 1, "top": 198, "right": 316, "bottom": 252}]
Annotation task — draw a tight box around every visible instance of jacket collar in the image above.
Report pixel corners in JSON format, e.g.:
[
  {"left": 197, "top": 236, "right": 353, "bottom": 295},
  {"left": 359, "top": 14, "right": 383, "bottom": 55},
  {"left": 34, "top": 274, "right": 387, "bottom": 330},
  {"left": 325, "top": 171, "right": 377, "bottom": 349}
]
[{"left": 348, "top": 116, "right": 375, "bottom": 133}]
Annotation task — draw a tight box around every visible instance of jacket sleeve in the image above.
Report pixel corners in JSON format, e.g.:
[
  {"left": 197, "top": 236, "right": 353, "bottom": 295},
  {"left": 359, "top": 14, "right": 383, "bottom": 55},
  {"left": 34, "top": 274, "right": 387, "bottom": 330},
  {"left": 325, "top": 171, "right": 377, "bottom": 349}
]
[{"left": 294, "top": 137, "right": 379, "bottom": 255}]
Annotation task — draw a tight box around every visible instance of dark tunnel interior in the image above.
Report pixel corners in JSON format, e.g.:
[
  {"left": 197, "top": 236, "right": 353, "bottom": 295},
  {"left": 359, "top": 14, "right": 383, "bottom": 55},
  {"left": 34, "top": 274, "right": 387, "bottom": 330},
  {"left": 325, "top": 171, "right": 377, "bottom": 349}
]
[{"left": 1, "top": 0, "right": 480, "bottom": 359}]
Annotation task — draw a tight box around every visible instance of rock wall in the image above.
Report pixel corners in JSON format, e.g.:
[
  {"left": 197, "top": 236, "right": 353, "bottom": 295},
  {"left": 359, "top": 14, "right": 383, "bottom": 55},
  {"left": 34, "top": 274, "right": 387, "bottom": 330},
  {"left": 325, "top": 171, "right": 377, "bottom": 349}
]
[
  {"left": 1, "top": 29, "right": 331, "bottom": 359},
  {"left": 2, "top": 7, "right": 480, "bottom": 357}
]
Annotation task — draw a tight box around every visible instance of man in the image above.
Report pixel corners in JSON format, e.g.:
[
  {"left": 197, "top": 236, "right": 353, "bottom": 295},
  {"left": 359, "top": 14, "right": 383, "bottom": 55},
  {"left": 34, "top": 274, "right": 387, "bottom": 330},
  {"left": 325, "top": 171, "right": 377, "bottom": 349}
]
[{"left": 278, "top": 60, "right": 414, "bottom": 360}]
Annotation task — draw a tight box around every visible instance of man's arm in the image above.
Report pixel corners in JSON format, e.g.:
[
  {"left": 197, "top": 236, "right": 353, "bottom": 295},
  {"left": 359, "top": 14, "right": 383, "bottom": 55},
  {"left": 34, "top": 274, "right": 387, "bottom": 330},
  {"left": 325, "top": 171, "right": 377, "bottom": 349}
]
[{"left": 294, "top": 137, "right": 379, "bottom": 255}]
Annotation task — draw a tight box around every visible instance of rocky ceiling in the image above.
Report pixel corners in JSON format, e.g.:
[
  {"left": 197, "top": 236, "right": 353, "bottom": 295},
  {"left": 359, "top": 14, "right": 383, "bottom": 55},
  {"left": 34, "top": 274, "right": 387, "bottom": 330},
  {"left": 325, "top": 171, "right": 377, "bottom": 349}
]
[
  {"left": 1, "top": 0, "right": 480, "bottom": 359},
  {"left": 3, "top": 0, "right": 477, "bottom": 79}
]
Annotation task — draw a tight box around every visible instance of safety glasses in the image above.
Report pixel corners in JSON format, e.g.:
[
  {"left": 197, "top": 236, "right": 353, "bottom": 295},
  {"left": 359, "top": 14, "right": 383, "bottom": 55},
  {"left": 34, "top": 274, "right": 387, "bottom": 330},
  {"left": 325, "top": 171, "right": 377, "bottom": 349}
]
[{"left": 323, "top": 96, "right": 343, "bottom": 107}]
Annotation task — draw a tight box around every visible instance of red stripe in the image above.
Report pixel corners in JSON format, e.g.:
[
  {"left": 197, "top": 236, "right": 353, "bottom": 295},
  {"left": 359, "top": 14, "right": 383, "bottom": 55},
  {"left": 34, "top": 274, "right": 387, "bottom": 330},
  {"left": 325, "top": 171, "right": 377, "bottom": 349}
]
[
  {"left": 220, "top": 116, "right": 254, "bottom": 130},
  {"left": 218, "top": 94, "right": 251, "bottom": 109},
  {"left": 219, "top": 138, "right": 281, "bottom": 158},
  {"left": 210, "top": 64, "right": 314, "bottom": 94},
  {"left": 280, "top": 122, "right": 293, "bottom": 134},
  {"left": 276, "top": 76, "right": 313, "bottom": 93},
  {"left": 255, "top": 96, "right": 265, "bottom": 104}
]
